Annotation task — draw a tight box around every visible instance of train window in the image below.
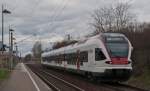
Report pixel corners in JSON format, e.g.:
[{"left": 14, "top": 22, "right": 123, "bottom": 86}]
[
  {"left": 48, "top": 56, "right": 52, "bottom": 61},
  {"left": 43, "top": 57, "right": 47, "bottom": 62},
  {"left": 66, "top": 52, "right": 77, "bottom": 65},
  {"left": 95, "top": 48, "right": 106, "bottom": 61},
  {"left": 66, "top": 53, "right": 71, "bottom": 64},
  {"left": 72, "top": 53, "right": 77, "bottom": 65},
  {"left": 65, "top": 54, "right": 69, "bottom": 61},
  {"left": 51, "top": 56, "right": 54, "bottom": 61},
  {"left": 79, "top": 51, "right": 88, "bottom": 62},
  {"left": 62, "top": 54, "right": 65, "bottom": 61}
]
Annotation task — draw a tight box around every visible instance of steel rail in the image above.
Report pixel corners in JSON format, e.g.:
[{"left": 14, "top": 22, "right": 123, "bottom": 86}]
[
  {"left": 27, "top": 65, "right": 60, "bottom": 91},
  {"left": 40, "top": 70, "right": 85, "bottom": 91}
]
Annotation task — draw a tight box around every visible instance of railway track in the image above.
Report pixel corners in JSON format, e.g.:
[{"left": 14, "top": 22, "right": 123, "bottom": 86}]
[
  {"left": 101, "top": 83, "right": 149, "bottom": 91},
  {"left": 26, "top": 64, "right": 149, "bottom": 91},
  {"left": 27, "top": 64, "right": 84, "bottom": 91}
]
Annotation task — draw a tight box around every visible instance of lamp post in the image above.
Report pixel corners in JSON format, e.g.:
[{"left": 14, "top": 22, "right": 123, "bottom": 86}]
[
  {"left": 14, "top": 42, "right": 18, "bottom": 65},
  {"left": 9, "top": 28, "right": 14, "bottom": 69},
  {"left": 1, "top": 5, "right": 11, "bottom": 52},
  {"left": 14, "top": 42, "right": 18, "bottom": 57},
  {"left": 9, "top": 29, "right": 14, "bottom": 51}
]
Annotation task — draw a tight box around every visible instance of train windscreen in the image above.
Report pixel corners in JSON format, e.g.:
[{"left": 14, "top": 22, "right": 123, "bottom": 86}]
[{"left": 105, "top": 37, "right": 129, "bottom": 58}]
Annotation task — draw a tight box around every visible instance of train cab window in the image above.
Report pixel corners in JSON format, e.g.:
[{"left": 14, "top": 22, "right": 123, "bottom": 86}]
[{"left": 95, "top": 48, "right": 106, "bottom": 61}]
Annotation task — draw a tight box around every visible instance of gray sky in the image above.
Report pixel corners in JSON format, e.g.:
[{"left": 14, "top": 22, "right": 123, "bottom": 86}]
[{"left": 0, "top": 0, "right": 150, "bottom": 56}]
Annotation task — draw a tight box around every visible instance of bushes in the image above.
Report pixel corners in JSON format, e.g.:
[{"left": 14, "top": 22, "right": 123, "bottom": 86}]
[
  {"left": 0, "top": 69, "right": 9, "bottom": 80},
  {"left": 131, "top": 49, "right": 150, "bottom": 76}
]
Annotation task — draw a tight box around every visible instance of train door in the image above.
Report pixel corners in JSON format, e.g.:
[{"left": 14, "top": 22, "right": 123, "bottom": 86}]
[
  {"left": 76, "top": 50, "right": 80, "bottom": 70},
  {"left": 94, "top": 48, "right": 107, "bottom": 66},
  {"left": 88, "top": 48, "right": 95, "bottom": 67}
]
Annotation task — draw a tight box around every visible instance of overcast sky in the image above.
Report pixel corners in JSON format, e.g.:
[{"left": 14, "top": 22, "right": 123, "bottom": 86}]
[{"left": 0, "top": 0, "right": 150, "bottom": 56}]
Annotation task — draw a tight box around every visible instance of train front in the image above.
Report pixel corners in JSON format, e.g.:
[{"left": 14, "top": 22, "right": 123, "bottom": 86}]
[{"left": 102, "top": 33, "right": 133, "bottom": 82}]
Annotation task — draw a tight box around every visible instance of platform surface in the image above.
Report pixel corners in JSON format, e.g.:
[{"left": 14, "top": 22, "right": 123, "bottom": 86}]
[{"left": 0, "top": 63, "right": 51, "bottom": 91}]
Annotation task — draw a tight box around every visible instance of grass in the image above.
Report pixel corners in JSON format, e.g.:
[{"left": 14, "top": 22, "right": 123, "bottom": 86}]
[
  {"left": 0, "top": 69, "right": 10, "bottom": 80},
  {"left": 127, "top": 69, "right": 150, "bottom": 90}
]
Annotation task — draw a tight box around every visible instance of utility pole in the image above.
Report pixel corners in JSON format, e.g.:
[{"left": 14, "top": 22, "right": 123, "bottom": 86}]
[
  {"left": 14, "top": 44, "right": 18, "bottom": 65},
  {"left": 2, "top": 5, "right": 4, "bottom": 52},
  {"left": 1, "top": 5, "right": 11, "bottom": 68},
  {"left": 67, "top": 34, "right": 71, "bottom": 41},
  {"left": 9, "top": 28, "right": 14, "bottom": 69},
  {"left": 20, "top": 52, "right": 21, "bottom": 62},
  {"left": 15, "top": 45, "right": 18, "bottom": 57},
  {"left": 10, "top": 31, "right": 14, "bottom": 69},
  {"left": 9, "top": 26, "right": 11, "bottom": 52}
]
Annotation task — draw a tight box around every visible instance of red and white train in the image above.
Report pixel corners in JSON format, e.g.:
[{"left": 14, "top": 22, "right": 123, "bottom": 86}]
[{"left": 41, "top": 33, "right": 133, "bottom": 82}]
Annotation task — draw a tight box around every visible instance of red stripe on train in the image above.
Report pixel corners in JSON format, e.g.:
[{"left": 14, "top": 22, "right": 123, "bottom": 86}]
[{"left": 105, "top": 58, "right": 130, "bottom": 64}]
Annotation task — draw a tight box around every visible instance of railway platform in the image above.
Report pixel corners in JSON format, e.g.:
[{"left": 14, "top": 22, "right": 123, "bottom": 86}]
[{"left": 0, "top": 63, "right": 51, "bottom": 91}]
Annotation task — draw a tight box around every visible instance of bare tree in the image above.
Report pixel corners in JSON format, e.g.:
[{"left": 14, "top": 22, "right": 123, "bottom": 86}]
[
  {"left": 92, "top": 2, "right": 135, "bottom": 33},
  {"left": 32, "top": 41, "right": 42, "bottom": 61},
  {"left": 92, "top": 6, "right": 114, "bottom": 33},
  {"left": 114, "top": 2, "right": 134, "bottom": 31},
  {"left": 24, "top": 54, "right": 32, "bottom": 62}
]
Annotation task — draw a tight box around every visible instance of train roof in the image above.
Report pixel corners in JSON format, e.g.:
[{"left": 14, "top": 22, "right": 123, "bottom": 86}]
[{"left": 42, "top": 33, "right": 126, "bottom": 57}]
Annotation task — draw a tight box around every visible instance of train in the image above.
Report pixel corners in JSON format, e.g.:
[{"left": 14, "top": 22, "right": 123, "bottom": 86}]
[{"left": 41, "top": 33, "right": 133, "bottom": 82}]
